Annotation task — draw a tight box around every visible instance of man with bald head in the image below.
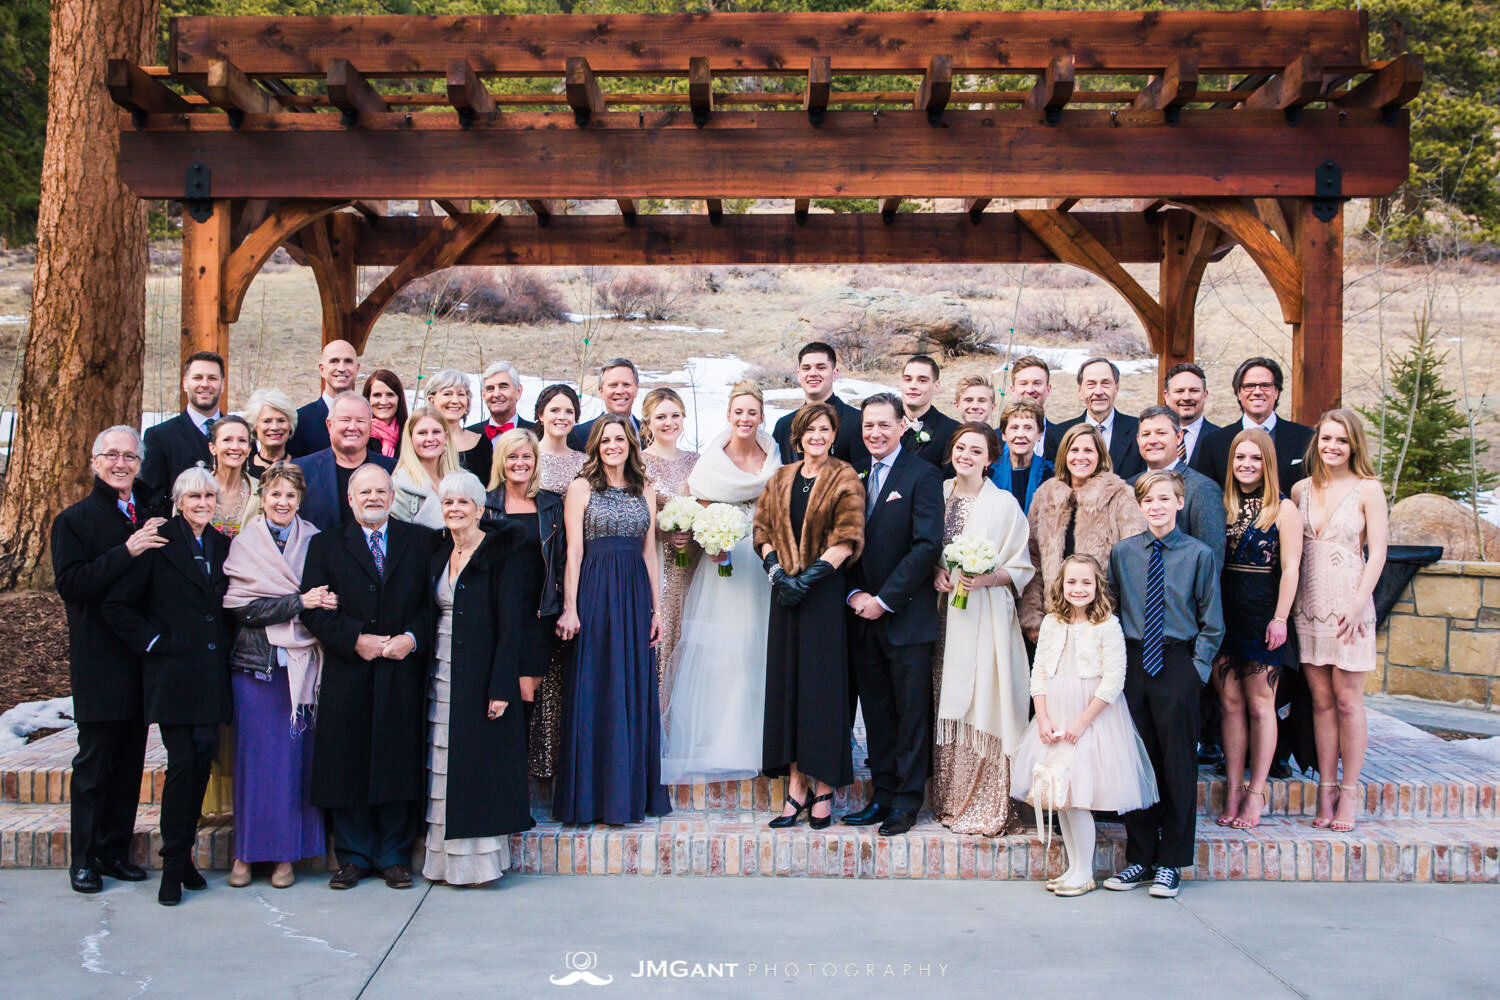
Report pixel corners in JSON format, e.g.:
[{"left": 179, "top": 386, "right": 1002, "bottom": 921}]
[
  {"left": 287, "top": 340, "right": 362, "bottom": 457},
  {"left": 299, "top": 463, "right": 434, "bottom": 890},
  {"left": 293, "top": 391, "right": 396, "bottom": 531}
]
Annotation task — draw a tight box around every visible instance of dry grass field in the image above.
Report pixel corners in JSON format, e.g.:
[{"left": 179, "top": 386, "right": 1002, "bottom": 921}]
[{"left": 0, "top": 200, "right": 1495, "bottom": 474}]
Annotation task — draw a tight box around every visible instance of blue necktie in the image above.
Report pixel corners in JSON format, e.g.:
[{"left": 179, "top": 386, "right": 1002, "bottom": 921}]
[
  {"left": 1143, "top": 538, "right": 1166, "bottom": 676},
  {"left": 369, "top": 529, "right": 385, "bottom": 577}
]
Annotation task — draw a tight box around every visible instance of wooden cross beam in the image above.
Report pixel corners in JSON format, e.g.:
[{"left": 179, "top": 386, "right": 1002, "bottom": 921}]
[
  {"left": 804, "top": 57, "right": 831, "bottom": 125},
  {"left": 914, "top": 56, "right": 952, "bottom": 123},
  {"left": 566, "top": 58, "right": 606, "bottom": 125},
  {"left": 1133, "top": 57, "right": 1198, "bottom": 122},
  {"left": 108, "top": 59, "right": 191, "bottom": 121},
  {"left": 1241, "top": 54, "right": 1325, "bottom": 113},
  {"left": 205, "top": 59, "right": 283, "bottom": 122},
  {"left": 1334, "top": 54, "right": 1423, "bottom": 114},
  {"left": 447, "top": 59, "right": 496, "bottom": 128},
  {"left": 689, "top": 58, "right": 714, "bottom": 126},
  {"left": 326, "top": 59, "right": 388, "bottom": 125},
  {"left": 1025, "top": 55, "right": 1075, "bottom": 124}
]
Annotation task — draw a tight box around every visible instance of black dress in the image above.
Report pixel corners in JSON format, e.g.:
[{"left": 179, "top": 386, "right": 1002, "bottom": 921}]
[
  {"left": 1219, "top": 496, "right": 1296, "bottom": 679},
  {"left": 459, "top": 435, "right": 493, "bottom": 484},
  {"left": 762, "top": 471, "right": 854, "bottom": 788}
]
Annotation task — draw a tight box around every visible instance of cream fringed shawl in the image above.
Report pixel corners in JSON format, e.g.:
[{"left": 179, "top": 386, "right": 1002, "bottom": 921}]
[{"left": 936, "top": 479, "right": 1035, "bottom": 757}]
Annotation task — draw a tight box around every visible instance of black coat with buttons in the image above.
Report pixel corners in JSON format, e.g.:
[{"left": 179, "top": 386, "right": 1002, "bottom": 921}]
[
  {"left": 102, "top": 517, "right": 232, "bottom": 726},
  {"left": 299, "top": 517, "right": 435, "bottom": 808},
  {"left": 427, "top": 521, "right": 536, "bottom": 840}
]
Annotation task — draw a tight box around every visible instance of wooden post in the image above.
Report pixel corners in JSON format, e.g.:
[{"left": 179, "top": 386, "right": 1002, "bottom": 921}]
[
  {"left": 1291, "top": 199, "right": 1343, "bottom": 423},
  {"left": 303, "top": 212, "right": 360, "bottom": 348},
  {"left": 180, "top": 199, "right": 231, "bottom": 409},
  {"left": 1158, "top": 210, "right": 1196, "bottom": 395}
]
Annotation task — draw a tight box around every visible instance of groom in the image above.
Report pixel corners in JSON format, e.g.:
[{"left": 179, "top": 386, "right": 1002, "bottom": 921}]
[{"left": 843, "top": 393, "right": 944, "bottom": 836}]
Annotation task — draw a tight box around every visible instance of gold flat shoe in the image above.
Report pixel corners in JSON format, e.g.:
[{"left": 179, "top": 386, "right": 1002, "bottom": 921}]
[
  {"left": 270, "top": 866, "right": 296, "bottom": 889},
  {"left": 228, "top": 866, "right": 252, "bottom": 888},
  {"left": 1052, "top": 879, "right": 1096, "bottom": 897}
]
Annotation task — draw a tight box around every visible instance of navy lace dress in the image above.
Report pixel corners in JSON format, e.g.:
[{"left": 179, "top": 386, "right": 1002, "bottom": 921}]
[
  {"left": 553, "top": 486, "right": 672, "bottom": 824},
  {"left": 1219, "top": 496, "right": 1294, "bottom": 679}
]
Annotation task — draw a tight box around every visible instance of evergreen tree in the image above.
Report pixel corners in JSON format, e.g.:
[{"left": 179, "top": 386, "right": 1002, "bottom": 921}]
[{"left": 1360, "top": 311, "right": 1497, "bottom": 505}]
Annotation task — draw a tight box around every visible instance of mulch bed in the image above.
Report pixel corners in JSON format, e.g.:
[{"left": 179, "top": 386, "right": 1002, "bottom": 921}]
[{"left": 0, "top": 590, "right": 70, "bottom": 716}]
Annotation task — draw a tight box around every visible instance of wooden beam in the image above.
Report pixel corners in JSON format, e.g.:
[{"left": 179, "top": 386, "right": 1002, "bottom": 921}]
[
  {"left": 1133, "top": 198, "right": 1166, "bottom": 216},
  {"left": 434, "top": 199, "right": 472, "bottom": 216},
  {"left": 1334, "top": 54, "right": 1423, "bottom": 112},
  {"left": 616, "top": 199, "right": 638, "bottom": 224},
  {"left": 804, "top": 56, "right": 831, "bottom": 124},
  {"left": 180, "top": 200, "right": 231, "bottom": 408},
  {"left": 1170, "top": 198, "right": 1302, "bottom": 323},
  {"left": 1015, "top": 207, "right": 1164, "bottom": 350},
  {"left": 1050, "top": 198, "right": 1079, "bottom": 212},
  {"left": 349, "top": 212, "right": 1165, "bottom": 267},
  {"left": 205, "top": 58, "right": 283, "bottom": 120},
  {"left": 966, "top": 198, "right": 991, "bottom": 221},
  {"left": 706, "top": 199, "right": 724, "bottom": 224},
  {"left": 1132, "top": 57, "right": 1198, "bottom": 118},
  {"left": 222, "top": 200, "right": 350, "bottom": 323},
  {"left": 326, "top": 58, "right": 388, "bottom": 124},
  {"left": 1158, "top": 210, "right": 1218, "bottom": 374},
  {"left": 107, "top": 59, "right": 191, "bottom": 119},
  {"left": 914, "top": 55, "right": 952, "bottom": 123},
  {"left": 1291, "top": 198, "right": 1343, "bottom": 422},
  {"left": 169, "top": 12, "right": 1373, "bottom": 77},
  {"left": 1024, "top": 55, "right": 1075, "bottom": 123},
  {"left": 880, "top": 198, "right": 903, "bottom": 223},
  {"left": 525, "top": 199, "right": 557, "bottom": 223},
  {"left": 1252, "top": 197, "right": 1294, "bottom": 247},
  {"left": 298, "top": 212, "right": 361, "bottom": 348},
  {"left": 1241, "top": 54, "right": 1324, "bottom": 111},
  {"left": 352, "top": 200, "right": 388, "bottom": 219},
  {"left": 793, "top": 198, "right": 811, "bottom": 222},
  {"left": 447, "top": 59, "right": 496, "bottom": 128},
  {"left": 565, "top": 57, "right": 606, "bottom": 125},
  {"left": 689, "top": 57, "right": 714, "bottom": 125},
  {"left": 117, "top": 109, "right": 1413, "bottom": 201}
]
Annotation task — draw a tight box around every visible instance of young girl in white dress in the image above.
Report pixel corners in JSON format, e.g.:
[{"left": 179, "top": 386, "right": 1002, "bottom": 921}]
[{"left": 1011, "top": 554, "right": 1158, "bottom": 897}]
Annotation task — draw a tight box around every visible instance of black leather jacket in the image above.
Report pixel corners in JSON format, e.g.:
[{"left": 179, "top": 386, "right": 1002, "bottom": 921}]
[{"left": 483, "top": 486, "right": 565, "bottom": 618}]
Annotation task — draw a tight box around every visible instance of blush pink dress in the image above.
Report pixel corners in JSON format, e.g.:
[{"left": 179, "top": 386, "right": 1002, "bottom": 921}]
[{"left": 1292, "top": 485, "right": 1377, "bottom": 672}]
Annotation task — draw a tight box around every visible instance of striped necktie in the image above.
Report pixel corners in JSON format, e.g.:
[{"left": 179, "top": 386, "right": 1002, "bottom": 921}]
[{"left": 1143, "top": 538, "right": 1166, "bottom": 676}]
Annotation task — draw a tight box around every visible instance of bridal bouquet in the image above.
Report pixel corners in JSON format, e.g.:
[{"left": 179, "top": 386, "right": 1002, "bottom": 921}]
[
  {"left": 942, "top": 533, "right": 999, "bottom": 611},
  {"left": 658, "top": 496, "right": 701, "bottom": 567},
  {"left": 693, "top": 503, "right": 749, "bottom": 578}
]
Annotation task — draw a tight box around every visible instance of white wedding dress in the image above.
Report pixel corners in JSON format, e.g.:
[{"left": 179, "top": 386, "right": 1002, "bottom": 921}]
[{"left": 659, "top": 429, "right": 780, "bottom": 785}]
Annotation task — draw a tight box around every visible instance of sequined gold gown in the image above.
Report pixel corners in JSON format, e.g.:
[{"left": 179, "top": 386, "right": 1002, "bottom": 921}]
[{"left": 644, "top": 448, "right": 700, "bottom": 710}]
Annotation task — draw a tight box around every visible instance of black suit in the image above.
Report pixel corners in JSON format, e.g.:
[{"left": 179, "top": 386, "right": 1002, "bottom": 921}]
[
  {"left": 103, "top": 518, "right": 232, "bottom": 866},
  {"left": 1050, "top": 411, "right": 1145, "bottom": 479},
  {"left": 846, "top": 448, "right": 944, "bottom": 813},
  {"left": 50, "top": 479, "right": 150, "bottom": 870},
  {"left": 901, "top": 406, "right": 961, "bottom": 469},
  {"left": 771, "top": 395, "right": 869, "bottom": 467},
  {"left": 468, "top": 416, "right": 539, "bottom": 439},
  {"left": 292, "top": 448, "right": 397, "bottom": 533},
  {"left": 1194, "top": 416, "right": 1314, "bottom": 492},
  {"left": 287, "top": 397, "right": 330, "bottom": 458},
  {"left": 567, "top": 413, "right": 639, "bottom": 452},
  {"left": 139, "top": 412, "right": 213, "bottom": 516},
  {"left": 300, "top": 517, "right": 435, "bottom": 871},
  {"left": 1181, "top": 418, "right": 1221, "bottom": 470}
]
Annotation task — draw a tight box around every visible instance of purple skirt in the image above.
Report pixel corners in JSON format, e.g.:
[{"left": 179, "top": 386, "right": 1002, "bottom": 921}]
[{"left": 232, "top": 669, "right": 326, "bottom": 862}]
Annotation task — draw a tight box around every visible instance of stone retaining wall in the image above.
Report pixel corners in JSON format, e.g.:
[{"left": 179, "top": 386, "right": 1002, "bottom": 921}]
[{"left": 1373, "top": 561, "right": 1500, "bottom": 709}]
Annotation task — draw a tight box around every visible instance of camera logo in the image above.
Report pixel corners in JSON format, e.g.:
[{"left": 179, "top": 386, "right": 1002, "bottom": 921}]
[{"left": 550, "top": 951, "right": 614, "bottom": 987}]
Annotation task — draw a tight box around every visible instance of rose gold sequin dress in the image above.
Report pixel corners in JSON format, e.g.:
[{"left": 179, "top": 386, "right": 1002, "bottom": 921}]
[
  {"left": 1293, "top": 484, "right": 1377, "bottom": 672},
  {"left": 644, "top": 449, "right": 700, "bottom": 709},
  {"left": 528, "top": 447, "right": 586, "bottom": 778},
  {"left": 931, "top": 492, "right": 1022, "bottom": 836}
]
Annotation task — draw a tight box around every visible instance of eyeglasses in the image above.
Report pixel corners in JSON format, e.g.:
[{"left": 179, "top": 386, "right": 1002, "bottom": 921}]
[
  {"left": 1238, "top": 382, "right": 1278, "bottom": 392},
  {"left": 96, "top": 452, "right": 141, "bottom": 464}
]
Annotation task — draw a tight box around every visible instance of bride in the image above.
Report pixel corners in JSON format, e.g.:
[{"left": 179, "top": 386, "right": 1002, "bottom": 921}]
[{"left": 660, "top": 381, "right": 781, "bottom": 784}]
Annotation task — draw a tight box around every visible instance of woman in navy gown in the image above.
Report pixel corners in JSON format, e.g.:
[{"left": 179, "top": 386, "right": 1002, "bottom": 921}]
[{"left": 553, "top": 415, "right": 671, "bottom": 824}]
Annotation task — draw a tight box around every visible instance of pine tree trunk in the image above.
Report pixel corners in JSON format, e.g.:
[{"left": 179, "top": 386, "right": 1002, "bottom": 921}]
[{"left": 0, "top": 0, "right": 159, "bottom": 589}]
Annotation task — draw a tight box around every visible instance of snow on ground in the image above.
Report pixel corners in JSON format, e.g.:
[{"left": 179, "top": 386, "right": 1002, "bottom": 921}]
[
  {"left": 628, "top": 323, "right": 726, "bottom": 334},
  {"left": 0, "top": 315, "right": 25, "bottom": 325},
  {"left": 991, "top": 342, "right": 1156, "bottom": 379},
  {"left": 0, "top": 696, "right": 74, "bottom": 752}
]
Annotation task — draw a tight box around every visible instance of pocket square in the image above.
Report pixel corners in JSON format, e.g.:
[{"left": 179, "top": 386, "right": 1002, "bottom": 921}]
[
  {"left": 1290, "top": 458, "right": 1304, "bottom": 465},
  {"left": 885, "top": 491, "right": 903, "bottom": 502}
]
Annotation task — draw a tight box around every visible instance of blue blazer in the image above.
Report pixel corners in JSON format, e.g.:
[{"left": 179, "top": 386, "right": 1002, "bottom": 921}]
[
  {"left": 990, "top": 447, "right": 1052, "bottom": 514},
  {"left": 292, "top": 448, "right": 397, "bottom": 533},
  {"left": 287, "top": 397, "right": 331, "bottom": 458}
]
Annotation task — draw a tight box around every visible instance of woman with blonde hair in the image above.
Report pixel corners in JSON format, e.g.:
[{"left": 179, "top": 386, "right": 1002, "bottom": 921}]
[
  {"left": 660, "top": 380, "right": 781, "bottom": 784},
  {"left": 424, "top": 368, "right": 490, "bottom": 480},
  {"left": 1213, "top": 428, "right": 1303, "bottom": 830},
  {"left": 1019, "top": 423, "right": 1145, "bottom": 641},
  {"left": 391, "top": 408, "right": 459, "bottom": 529},
  {"left": 640, "top": 387, "right": 700, "bottom": 696},
  {"left": 1291, "top": 409, "right": 1386, "bottom": 833}
]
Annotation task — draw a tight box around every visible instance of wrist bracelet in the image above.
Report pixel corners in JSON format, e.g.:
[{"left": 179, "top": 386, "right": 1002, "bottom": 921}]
[{"left": 1271, "top": 617, "right": 1286, "bottom": 624}]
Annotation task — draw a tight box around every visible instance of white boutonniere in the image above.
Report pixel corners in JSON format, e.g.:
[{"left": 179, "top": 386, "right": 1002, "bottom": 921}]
[
  {"left": 907, "top": 418, "right": 929, "bottom": 444},
  {"left": 886, "top": 491, "right": 903, "bottom": 502},
  {"left": 915, "top": 430, "right": 931, "bottom": 444},
  {"left": 858, "top": 468, "right": 868, "bottom": 480}
]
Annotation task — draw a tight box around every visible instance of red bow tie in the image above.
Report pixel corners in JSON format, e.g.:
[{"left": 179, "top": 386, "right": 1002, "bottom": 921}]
[{"left": 484, "top": 421, "right": 515, "bottom": 440}]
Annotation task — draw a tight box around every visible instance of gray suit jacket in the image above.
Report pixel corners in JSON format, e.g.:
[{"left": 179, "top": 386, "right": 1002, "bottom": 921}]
[{"left": 1129, "top": 460, "right": 1226, "bottom": 574}]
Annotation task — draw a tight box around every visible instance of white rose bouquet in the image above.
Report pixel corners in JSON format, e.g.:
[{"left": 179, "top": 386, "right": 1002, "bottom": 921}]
[
  {"left": 658, "top": 496, "right": 701, "bottom": 567},
  {"left": 941, "top": 533, "right": 999, "bottom": 610},
  {"left": 692, "top": 502, "right": 750, "bottom": 578}
]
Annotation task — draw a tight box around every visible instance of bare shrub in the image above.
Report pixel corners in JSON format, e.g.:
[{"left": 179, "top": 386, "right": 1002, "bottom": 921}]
[
  {"left": 685, "top": 267, "right": 724, "bottom": 294},
  {"left": 1020, "top": 299, "right": 1125, "bottom": 341},
  {"left": 389, "top": 267, "right": 567, "bottom": 325},
  {"left": 746, "top": 357, "right": 798, "bottom": 388},
  {"left": 1093, "top": 327, "right": 1152, "bottom": 359},
  {"left": 1025, "top": 265, "right": 1098, "bottom": 289},
  {"left": 946, "top": 314, "right": 999, "bottom": 357},
  {"left": 814, "top": 310, "right": 884, "bottom": 371},
  {"left": 596, "top": 270, "right": 681, "bottom": 320}
]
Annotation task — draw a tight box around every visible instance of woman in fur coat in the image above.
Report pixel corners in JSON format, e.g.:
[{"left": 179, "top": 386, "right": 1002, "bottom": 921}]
[{"left": 1019, "top": 424, "right": 1146, "bottom": 642}]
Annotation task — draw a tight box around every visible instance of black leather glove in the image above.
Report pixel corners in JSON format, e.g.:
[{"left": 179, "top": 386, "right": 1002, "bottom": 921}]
[
  {"left": 763, "top": 550, "right": 787, "bottom": 587},
  {"left": 796, "top": 559, "right": 837, "bottom": 588},
  {"left": 774, "top": 573, "right": 811, "bottom": 607}
]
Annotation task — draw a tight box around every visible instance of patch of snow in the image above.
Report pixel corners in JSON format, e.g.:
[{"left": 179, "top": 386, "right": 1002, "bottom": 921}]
[
  {"left": 0, "top": 315, "right": 26, "bottom": 325},
  {"left": 628, "top": 324, "right": 727, "bottom": 334},
  {"left": 991, "top": 343, "right": 1156, "bottom": 379},
  {"left": 0, "top": 695, "right": 74, "bottom": 752},
  {"left": 1460, "top": 736, "right": 1500, "bottom": 763},
  {"left": 1477, "top": 490, "right": 1500, "bottom": 530},
  {"left": 563, "top": 311, "right": 616, "bottom": 324}
]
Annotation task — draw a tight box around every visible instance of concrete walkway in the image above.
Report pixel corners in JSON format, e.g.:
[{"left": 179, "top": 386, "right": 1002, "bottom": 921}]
[{"left": 2, "top": 871, "right": 1494, "bottom": 1000}]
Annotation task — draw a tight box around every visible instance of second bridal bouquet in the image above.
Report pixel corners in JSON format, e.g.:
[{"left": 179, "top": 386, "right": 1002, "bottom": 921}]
[
  {"left": 693, "top": 503, "right": 749, "bottom": 578},
  {"left": 942, "top": 533, "right": 999, "bottom": 610},
  {"left": 658, "top": 496, "right": 701, "bottom": 567}
]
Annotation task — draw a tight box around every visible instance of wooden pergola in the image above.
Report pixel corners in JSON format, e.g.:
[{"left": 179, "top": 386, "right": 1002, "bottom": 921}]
[{"left": 109, "top": 10, "right": 1420, "bottom": 422}]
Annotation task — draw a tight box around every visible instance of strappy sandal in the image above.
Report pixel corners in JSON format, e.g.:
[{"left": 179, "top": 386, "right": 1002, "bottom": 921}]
[
  {"left": 1217, "top": 782, "right": 1248, "bottom": 827},
  {"left": 1232, "top": 785, "right": 1269, "bottom": 829},
  {"left": 1312, "top": 781, "right": 1337, "bottom": 828},
  {"left": 1330, "top": 783, "right": 1360, "bottom": 833},
  {"left": 769, "top": 792, "right": 809, "bottom": 829}
]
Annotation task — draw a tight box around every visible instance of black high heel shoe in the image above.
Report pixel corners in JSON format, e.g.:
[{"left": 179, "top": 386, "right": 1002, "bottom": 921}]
[
  {"left": 769, "top": 792, "right": 809, "bottom": 829},
  {"left": 809, "top": 792, "right": 835, "bottom": 830}
]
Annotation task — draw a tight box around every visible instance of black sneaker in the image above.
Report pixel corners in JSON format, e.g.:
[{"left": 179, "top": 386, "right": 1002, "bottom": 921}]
[
  {"left": 1149, "top": 866, "right": 1181, "bottom": 898},
  {"left": 1103, "top": 863, "right": 1154, "bottom": 891}
]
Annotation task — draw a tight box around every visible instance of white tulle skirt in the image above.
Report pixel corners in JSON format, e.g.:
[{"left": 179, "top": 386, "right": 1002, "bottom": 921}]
[{"left": 659, "top": 534, "right": 769, "bottom": 784}]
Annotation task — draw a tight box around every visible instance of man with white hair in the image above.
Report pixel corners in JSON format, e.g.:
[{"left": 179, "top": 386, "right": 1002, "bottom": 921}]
[
  {"left": 287, "top": 340, "right": 362, "bottom": 457},
  {"left": 293, "top": 392, "right": 396, "bottom": 532},
  {"left": 469, "top": 360, "right": 536, "bottom": 440},
  {"left": 51, "top": 425, "right": 169, "bottom": 893},
  {"left": 299, "top": 463, "right": 434, "bottom": 891}
]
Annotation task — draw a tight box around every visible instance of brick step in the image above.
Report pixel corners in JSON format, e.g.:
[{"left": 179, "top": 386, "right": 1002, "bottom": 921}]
[{"left": 4, "top": 801, "right": 1497, "bottom": 882}]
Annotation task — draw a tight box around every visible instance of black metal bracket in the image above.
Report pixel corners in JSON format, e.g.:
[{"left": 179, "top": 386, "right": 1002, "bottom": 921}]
[
  {"left": 459, "top": 107, "right": 478, "bottom": 129},
  {"left": 1163, "top": 106, "right": 1181, "bottom": 126},
  {"left": 1044, "top": 105, "right": 1063, "bottom": 126},
  {"left": 807, "top": 107, "right": 825, "bottom": 128},
  {"left": 1284, "top": 106, "right": 1303, "bottom": 126},
  {"left": 183, "top": 163, "right": 213, "bottom": 223},
  {"left": 1311, "top": 160, "right": 1342, "bottom": 222}
]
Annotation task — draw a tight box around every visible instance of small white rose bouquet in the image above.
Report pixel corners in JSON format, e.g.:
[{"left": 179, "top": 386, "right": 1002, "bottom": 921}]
[
  {"left": 693, "top": 502, "right": 750, "bottom": 578},
  {"left": 658, "top": 496, "right": 701, "bottom": 567},
  {"left": 942, "top": 533, "right": 999, "bottom": 610}
]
